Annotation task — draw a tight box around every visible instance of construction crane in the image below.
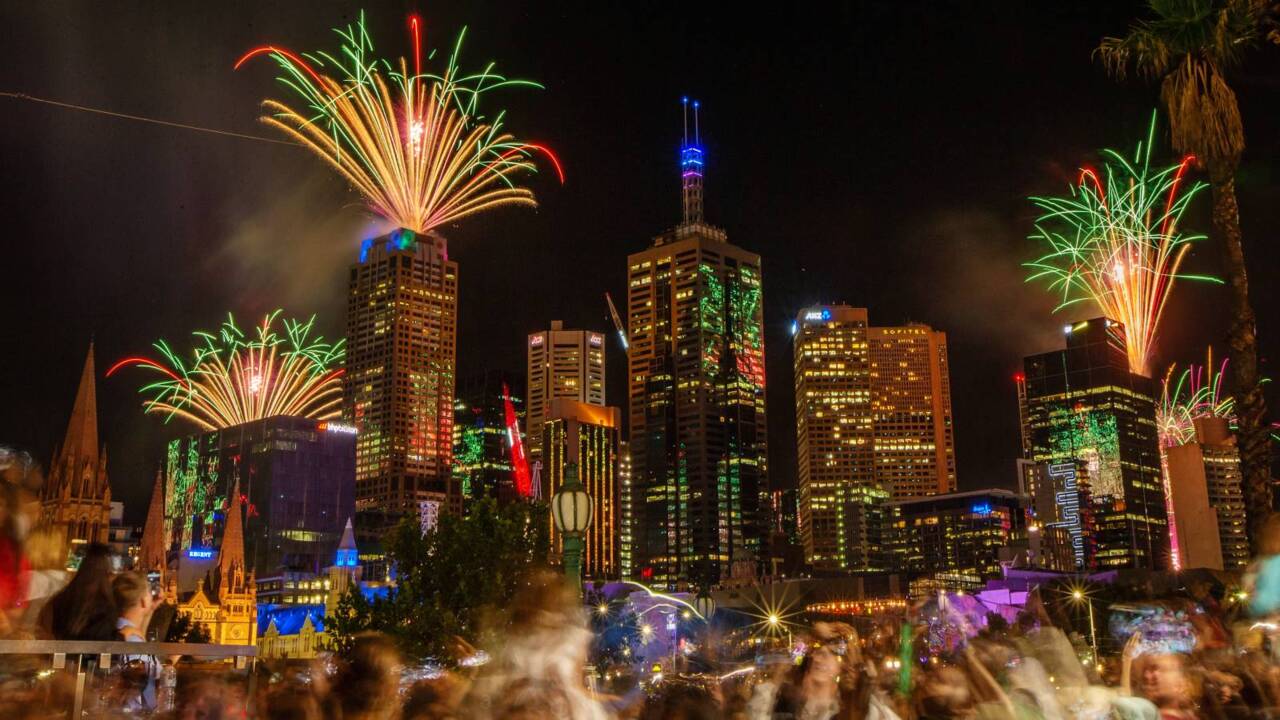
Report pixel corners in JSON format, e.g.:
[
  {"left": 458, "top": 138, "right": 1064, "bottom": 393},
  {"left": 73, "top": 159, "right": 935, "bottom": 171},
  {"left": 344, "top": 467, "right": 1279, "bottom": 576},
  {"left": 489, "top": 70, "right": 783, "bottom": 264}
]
[{"left": 605, "top": 292, "right": 629, "bottom": 353}]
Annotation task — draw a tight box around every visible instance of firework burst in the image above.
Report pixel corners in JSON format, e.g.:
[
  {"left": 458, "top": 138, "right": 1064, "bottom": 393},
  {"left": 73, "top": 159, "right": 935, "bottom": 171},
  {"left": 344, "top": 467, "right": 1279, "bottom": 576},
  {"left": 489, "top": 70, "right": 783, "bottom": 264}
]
[
  {"left": 236, "top": 12, "right": 562, "bottom": 234},
  {"left": 108, "top": 311, "right": 345, "bottom": 431},
  {"left": 1026, "top": 112, "right": 1218, "bottom": 376},
  {"left": 1157, "top": 349, "right": 1234, "bottom": 449}
]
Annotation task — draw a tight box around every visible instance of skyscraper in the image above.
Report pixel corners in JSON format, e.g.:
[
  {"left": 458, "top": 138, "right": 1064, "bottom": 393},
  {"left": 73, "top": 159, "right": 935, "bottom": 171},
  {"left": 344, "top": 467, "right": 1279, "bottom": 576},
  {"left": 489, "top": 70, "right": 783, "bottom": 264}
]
[
  {"left": 42, "top": 343, "right": 112, "bottom": 546},
  {"left": 453, "top": 370, "right": 527, "bottom": 504},
  {"left": 543, "top": 399, "right": 620, "bottom": 579},
  {"left": 867, "top": 324, "right": 956, "bottom": 498},
  {"left": 345, "top": 228, "right": 459, "bottom": 520},
  {"left": 1023, "top": 318, "right": 1167, "bottom": 570},
  {"left": 526, "top": 322, "right": 606, "bottom": 465},
  {"left": 1165, "top": 416, "right": 1249, "bottom": 570},
  {"left": 1017, "top": 459, "right": 1094, "bottom": 570},
  {"left": 163, "top": 416, "right": 356, "bottom": 577},
  {"left": 628, "top": 99, "right": 768, "bottom": 588},
  {"left": 792, "top": 306, "right": 956, "bottom": 572}
]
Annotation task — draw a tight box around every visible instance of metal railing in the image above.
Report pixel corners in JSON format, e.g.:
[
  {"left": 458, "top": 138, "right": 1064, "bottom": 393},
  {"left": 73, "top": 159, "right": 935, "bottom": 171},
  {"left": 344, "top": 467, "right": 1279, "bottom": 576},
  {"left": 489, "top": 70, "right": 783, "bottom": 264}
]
[{"left": 0, "top": 639, "right": 257, "bottom": 718}]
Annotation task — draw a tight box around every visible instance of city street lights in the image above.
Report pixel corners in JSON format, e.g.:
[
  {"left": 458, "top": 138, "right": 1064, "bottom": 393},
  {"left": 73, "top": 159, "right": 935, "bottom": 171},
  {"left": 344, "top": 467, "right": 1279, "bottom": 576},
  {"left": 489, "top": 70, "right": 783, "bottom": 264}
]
[
  {"left": 551, "top": 462, "right": 593, "bottom": 593},
  {"left": 1070, "top": 586, "right": 1098, "bottom": 661},
  {"left": 768, "top": 613, "right": 792, "bottom": 648}
]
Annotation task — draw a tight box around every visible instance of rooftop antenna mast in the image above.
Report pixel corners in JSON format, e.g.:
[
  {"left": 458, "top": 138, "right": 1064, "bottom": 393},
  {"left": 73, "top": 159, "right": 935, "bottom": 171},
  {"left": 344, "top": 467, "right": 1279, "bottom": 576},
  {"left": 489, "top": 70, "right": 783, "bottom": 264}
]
[{"left": 680, "top": 97, "right": 704, "bottom": 225}]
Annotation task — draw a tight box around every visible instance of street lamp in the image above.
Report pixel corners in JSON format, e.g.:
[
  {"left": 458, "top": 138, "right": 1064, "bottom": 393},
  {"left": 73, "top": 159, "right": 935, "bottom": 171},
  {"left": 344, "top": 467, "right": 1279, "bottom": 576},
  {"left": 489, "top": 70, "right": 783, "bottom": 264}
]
[
  {"left": 1070, "top": 586, "right": 1098, "bottom": 662},
  {"left": 551, "top": 462, "right": 593, "bottom": 592}
]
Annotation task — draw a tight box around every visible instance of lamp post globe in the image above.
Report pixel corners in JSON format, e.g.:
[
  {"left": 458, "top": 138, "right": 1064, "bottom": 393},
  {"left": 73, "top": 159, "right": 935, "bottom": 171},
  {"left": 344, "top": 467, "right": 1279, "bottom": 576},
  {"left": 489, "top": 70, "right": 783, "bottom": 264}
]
[
  {"left": 551, "top": 462, "right": 593, "bottom": 592},
  {"left": 694, "top": 592, "right": 715, "bottom": 621}
]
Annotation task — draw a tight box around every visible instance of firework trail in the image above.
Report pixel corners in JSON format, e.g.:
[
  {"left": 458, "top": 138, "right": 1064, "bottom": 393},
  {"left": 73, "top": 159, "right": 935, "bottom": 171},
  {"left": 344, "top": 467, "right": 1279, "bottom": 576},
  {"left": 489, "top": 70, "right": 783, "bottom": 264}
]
[
  {"left": 235, "top": 12, "right": 561, "bottom": 234},
  {"left": 1026, "top": 112, "right": 1218, "bottom": 376},
  {"left": 107, "top": 311, "right": 344, "bottom": 431}
]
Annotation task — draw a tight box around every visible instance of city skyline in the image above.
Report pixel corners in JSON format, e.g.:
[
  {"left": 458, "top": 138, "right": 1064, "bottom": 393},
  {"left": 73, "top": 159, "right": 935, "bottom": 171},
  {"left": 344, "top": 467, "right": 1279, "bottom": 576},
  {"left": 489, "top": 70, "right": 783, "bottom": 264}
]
[{"left": 4, "top": 2, "right": 1279, "bottom": 526}]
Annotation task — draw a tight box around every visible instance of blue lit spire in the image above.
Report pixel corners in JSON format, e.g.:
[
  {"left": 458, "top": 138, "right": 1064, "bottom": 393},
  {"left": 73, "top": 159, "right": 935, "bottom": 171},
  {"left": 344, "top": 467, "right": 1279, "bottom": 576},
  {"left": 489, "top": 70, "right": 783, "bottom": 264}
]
[
  {"left": 334, "top": 517, "right": 359, "bottom": 568},
  {"left": 680, "top": 97, "right": 704, "bottom": 225}
]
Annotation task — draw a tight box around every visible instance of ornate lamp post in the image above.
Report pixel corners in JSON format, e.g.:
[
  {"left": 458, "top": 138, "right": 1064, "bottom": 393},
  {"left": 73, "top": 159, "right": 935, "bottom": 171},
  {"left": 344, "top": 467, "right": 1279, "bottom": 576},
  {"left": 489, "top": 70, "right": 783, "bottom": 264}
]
[{"left": 552, "top": 462, "right": 593, "bottom": 592}]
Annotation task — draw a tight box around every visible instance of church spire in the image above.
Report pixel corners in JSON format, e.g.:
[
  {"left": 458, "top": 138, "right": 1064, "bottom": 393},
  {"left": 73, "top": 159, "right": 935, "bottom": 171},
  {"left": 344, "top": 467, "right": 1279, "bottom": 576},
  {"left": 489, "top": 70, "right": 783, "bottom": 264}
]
[
  {"left": 335, "top": 517, "right": 358, "bottom": 568},
  {"left": 680, "top": 97, "right": 705, "bottom": 226},
  {"left": 140, "top": 470, "right": 168, "bottom": 573},
  {"left": 219, "top": 479, "right": 245, "bottom": 586},
  {"left": 56, "top": 343, "right": 99, "bottom": 480}
]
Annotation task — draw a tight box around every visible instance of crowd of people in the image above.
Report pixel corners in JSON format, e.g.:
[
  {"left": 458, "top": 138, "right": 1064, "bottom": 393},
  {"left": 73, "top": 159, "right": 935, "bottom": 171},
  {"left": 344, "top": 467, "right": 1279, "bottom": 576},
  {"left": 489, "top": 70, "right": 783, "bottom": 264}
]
[{"left": 7, "top": 455, "right": 1280, "bottom": 719}]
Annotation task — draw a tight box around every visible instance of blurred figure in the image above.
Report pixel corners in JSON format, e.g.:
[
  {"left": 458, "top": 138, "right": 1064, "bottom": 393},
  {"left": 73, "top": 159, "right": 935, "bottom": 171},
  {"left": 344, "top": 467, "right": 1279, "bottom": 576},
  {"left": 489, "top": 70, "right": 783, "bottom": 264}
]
[
  {"left": 261, "top": 683, "right": 324, "bottom": 720},
  {"left": 17, "top": 526, "right": 67, "bottom": 632},
  {"left": 773, "top": 624, "right": 855, "bottom": 720},
  {"left": 329, "top": 632, "right": 403, "bottom": 720},
  {"left": 642, "top": 679, "right": 720, "bottom": 720},
  {"left": 403, "top": 673, "right": 467, "bottom": 720},
  {"left": 914, "top": 665, "right": 976, "bottom": 720},
  {"left": 40, "top": 542, "right": 116, "bottom": 640},
  {"left": 1133, "top": 653, "right": 1197, "bottom": 720},
  {"left": 464, "top": 570, "right": 611, "bottom": 720},
  {"left": 0, "top": 483, "right": 31, "bottom": 636}
]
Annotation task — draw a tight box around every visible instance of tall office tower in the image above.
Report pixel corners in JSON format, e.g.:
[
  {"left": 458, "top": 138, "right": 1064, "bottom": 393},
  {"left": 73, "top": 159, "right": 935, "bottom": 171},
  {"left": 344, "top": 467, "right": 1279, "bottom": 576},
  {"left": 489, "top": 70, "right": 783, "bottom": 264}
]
[
  {"left": 1016, "top": 459, "right": 1095, "bottom": 570},
  {"left": 1023, "top": 318, "right": 1167, "bottom": 570},
  {"left": 867, "top": 324, "right": 956, "bottom": 498},
  {"left": 792, "top": 306, "right": 956, "bottom": 571},
  {"left": 1165, "top": 416, "right": 1249, "bottom": 570},
  {"left": 628, "top": 99, "right": 768, "bottom": 588},
  {"left": 453, "top": 370, "right": 527, "bottom": 504},
  {"left": 543, "top": 399, "right": 620, "bottom": 580},
  {"left": 793, "top": 306, "right": 874, "bottom": 571},
  {"left": 618, "top": 441, "right": 633, "bottom": 578},
  {"left": 345, "top": 228, "right": 460, "bottom": 521},
  {"left": 526, "top": 322, "right": 606, "bottom": 467},
  {"left": 42, "top": 343, "right": 113, "bottom": 546},
  {"left": 164, "top": 417, "right": 356, "bottom": 576}
]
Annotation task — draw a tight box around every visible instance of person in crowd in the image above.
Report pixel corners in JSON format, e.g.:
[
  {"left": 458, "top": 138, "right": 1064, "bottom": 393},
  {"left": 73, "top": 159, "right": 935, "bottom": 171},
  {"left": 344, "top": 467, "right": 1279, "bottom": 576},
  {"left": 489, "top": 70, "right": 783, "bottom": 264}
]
[
  {"left": 1133, "top": 653, "right": 1198, "bottom": 720},
  {"left": 642, "top": 679, "right": 721, "bottom": 720},
  {"left": 17, "top": 526, "right": 67, "bottom": 633},
  {"left": 0, "top": 483, "right": 31, "bottom": 636},
  {"left": 464, "top": 570, "right": 612, "bottom": 720},
  {"left": 328, "top": 632, "right": 404, "bottom": 720},
  {"left": 41, "top": 542, "right": 116, "bottom": 640},
  {"left": 111, "top": 570, "right": 163, "bottom": 712}
]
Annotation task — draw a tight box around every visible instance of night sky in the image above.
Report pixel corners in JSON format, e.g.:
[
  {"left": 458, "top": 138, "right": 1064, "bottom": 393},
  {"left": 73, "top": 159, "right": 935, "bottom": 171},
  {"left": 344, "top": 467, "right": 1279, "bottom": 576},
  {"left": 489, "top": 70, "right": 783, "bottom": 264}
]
[{"left": 3, "top": 2, "right": 1278, "bottom": 525}]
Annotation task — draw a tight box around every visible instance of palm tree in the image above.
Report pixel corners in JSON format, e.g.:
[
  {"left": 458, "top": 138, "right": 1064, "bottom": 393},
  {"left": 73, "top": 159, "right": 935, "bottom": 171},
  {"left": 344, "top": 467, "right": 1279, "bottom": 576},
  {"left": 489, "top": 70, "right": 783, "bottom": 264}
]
[{"left": 1098, "top": 0, "right": 1273, "bottom": 550}]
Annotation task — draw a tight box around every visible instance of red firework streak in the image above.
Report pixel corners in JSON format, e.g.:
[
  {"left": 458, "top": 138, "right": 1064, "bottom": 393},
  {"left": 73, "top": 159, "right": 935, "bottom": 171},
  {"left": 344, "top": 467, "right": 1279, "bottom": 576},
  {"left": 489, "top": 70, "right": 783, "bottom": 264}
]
[{"left": 503, "top": 383, "right": 533, "bottom": 497}]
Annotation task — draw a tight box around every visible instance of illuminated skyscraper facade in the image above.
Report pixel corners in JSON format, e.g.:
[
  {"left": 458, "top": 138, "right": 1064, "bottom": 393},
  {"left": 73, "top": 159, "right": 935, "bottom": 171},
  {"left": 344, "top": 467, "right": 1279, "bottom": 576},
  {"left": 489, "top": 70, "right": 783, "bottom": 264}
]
[
  {"left": 163, "top": 416, "right": 356, "bottom": 577},
  {"left": 345, "top": 229, "right": 459, "bottom": 520},
  {"left": 792, "top": 306, "right": 955, "bottom": 572},
  {"left": 526, "top": 321, "right": 606, "bottom": 466},
  {"left": 543, "top": 399, "right": 620, "bottom": 580},
  {"left": 618, "top": 441, "right": 633, "bottom": 578},
  {"left": 1023, "top": 318, "right": 1167, "bottom": 570},
  {"left": 628, "top": 100, "right": 768, "bottom": 588},
  {"left": 452, "top": 370, "right": 526, "bottom": 505},
  {"left": 867, "top": 324, "right": 956, "bottom": 498},
  {"left": 885, "top": 489, "right": 1027, "bottom": 594}
]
